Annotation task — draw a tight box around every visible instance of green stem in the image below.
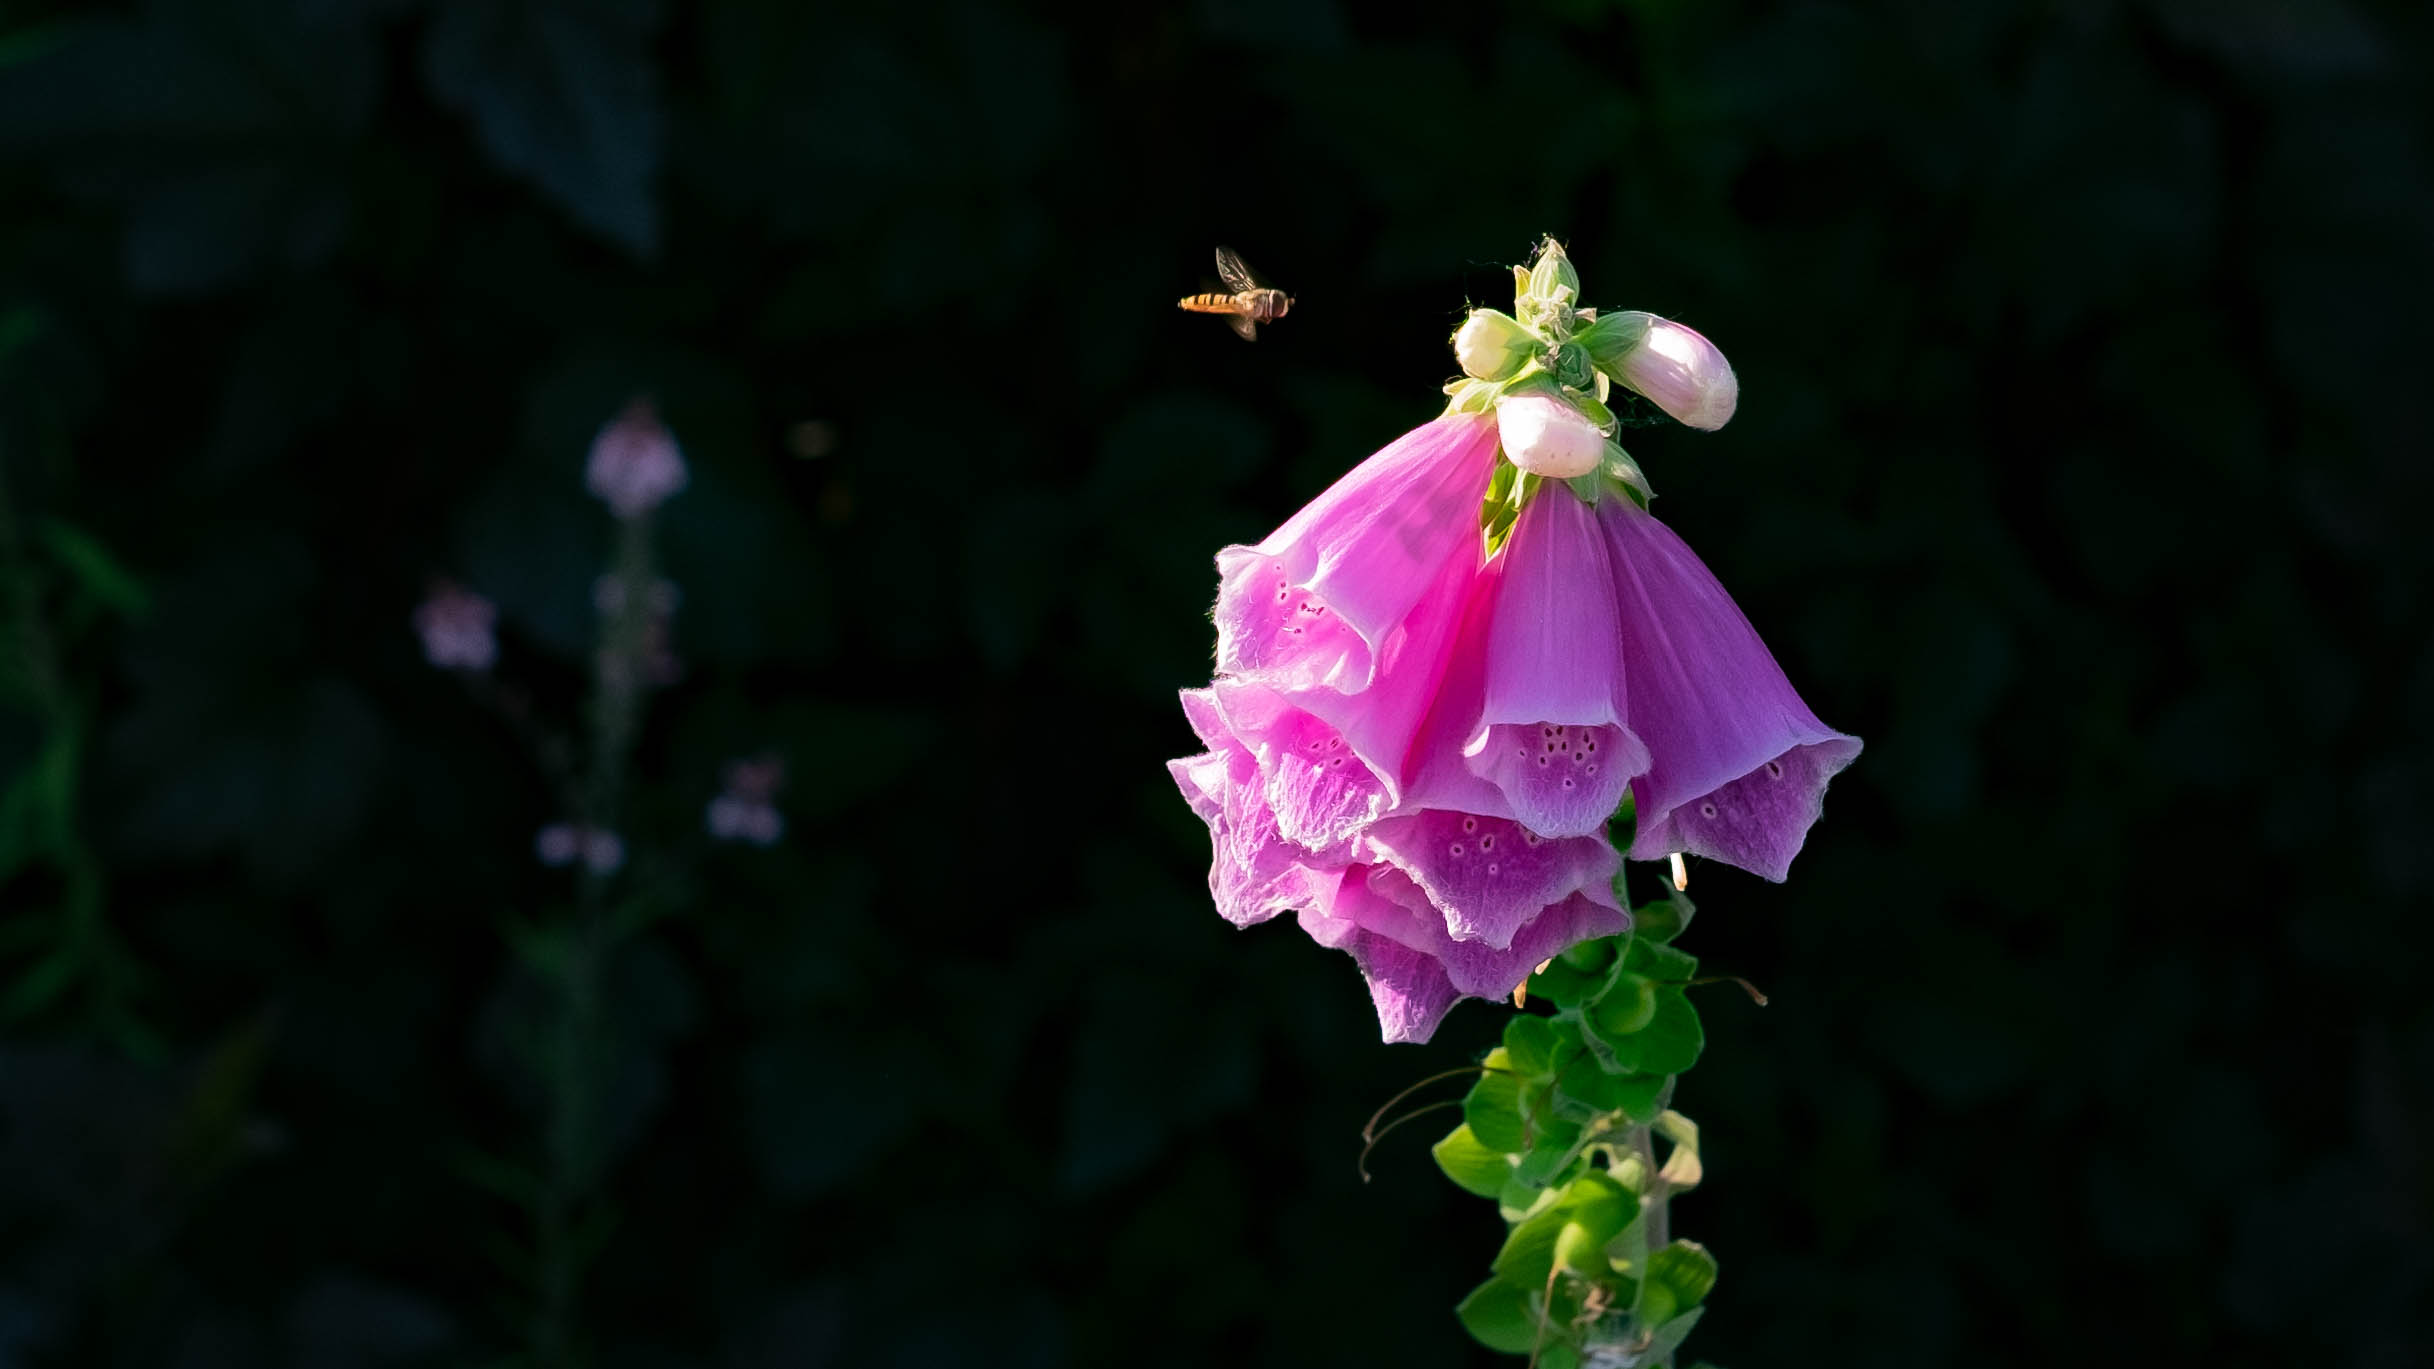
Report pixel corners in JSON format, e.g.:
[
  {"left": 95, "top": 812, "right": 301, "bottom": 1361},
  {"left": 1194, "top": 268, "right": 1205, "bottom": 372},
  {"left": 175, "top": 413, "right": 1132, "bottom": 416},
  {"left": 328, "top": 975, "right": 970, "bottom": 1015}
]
[{"left": 528, "top": 509, "right": 659, "bottom": 1369}]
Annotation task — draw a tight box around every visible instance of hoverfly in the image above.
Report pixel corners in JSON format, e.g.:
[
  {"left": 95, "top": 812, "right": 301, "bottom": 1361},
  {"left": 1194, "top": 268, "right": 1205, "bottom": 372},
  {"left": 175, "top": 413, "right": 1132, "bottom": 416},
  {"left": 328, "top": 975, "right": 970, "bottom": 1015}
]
[{"left": 1177, "top": 246, "right": 1293, "bottom": 340}]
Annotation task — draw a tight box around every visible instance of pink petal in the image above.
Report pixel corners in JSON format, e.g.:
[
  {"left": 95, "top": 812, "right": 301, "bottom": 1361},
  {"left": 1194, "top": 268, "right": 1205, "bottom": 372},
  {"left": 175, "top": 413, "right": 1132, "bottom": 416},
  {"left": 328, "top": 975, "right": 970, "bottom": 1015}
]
[
  {"left": 1171, "top": 690, "right": 1342, "bottom": 926},
  {"left": 1297, "top": 905, "right": 1464, "bottom": 1045},
  {"left": 1300, "top": 866, "right": 1630, "bottom": 1042},
  {"left": 1598, "top": 498, "right": 1861, "bottom": 881},
  {"left": 1202, "top": 681, "right": 1392, "bottom": 860},
  {"left": 1463, "top": 490, "right": 1650, "bottom": 837},
  {"left": 1362, "top": 809, "right": 1621, "bottom": 951},
  {"left": 1214, "top": 414, "right": 1498, "bottom": 693}
]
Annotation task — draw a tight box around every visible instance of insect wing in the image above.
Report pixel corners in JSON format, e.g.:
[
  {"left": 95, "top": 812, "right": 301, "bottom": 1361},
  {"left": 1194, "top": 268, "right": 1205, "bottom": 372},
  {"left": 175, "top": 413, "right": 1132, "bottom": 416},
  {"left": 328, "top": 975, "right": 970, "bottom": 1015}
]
[
  {"left": 1228, "top": 312, "right": 1258, "bottom": 341},
  {"left": 1213, "top": 245, "right": 1264, "bottom": 295}
]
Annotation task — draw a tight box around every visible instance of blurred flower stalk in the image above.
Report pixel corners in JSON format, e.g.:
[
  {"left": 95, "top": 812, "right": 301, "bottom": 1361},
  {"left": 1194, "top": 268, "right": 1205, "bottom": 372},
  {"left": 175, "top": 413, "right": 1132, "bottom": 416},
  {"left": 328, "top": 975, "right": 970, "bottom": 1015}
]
[
  {"left": 1169, "top": 238, "right": 1858, "bottom": 1367},
  {"left": 414, "top": 398, "right": 780, "bottom": 1368}
]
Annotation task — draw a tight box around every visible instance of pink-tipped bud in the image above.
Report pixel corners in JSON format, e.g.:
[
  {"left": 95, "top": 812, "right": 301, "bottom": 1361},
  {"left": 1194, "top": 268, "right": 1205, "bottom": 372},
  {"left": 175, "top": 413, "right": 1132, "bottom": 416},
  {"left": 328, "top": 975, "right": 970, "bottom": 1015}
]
[
  {"left": 1495, "top": 393, "right": 1604, "bottom": 478},
  {"left": 1607, "top": 314, "right": 1738, "bottom": 431},
  {"left": 585, "top": 399, "right": 687, "bottom": 519}
]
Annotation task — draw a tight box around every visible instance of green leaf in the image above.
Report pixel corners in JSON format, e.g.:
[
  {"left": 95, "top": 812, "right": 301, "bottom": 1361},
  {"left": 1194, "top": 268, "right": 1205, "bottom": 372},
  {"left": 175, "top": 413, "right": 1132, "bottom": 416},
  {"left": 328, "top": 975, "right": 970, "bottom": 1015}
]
[
  {"left": 1503, "top": 1012, "right": 1559, "bottom": 1078},
  {"left": 1632, "top": 990, "right": 1706, "bottom": 1077},
  {"left": 41, "top": 520, "right": 150, "bottom": 619},
  {"left": 1432, "top": 1124, "right": 1514, "bottom": 1198},
  {"left": 1454, "top": 1278, "right": 1541, "bottom": 1355},
  {"left": 1464, "top": 1056, "right": 1529, "bottom": 1154}
]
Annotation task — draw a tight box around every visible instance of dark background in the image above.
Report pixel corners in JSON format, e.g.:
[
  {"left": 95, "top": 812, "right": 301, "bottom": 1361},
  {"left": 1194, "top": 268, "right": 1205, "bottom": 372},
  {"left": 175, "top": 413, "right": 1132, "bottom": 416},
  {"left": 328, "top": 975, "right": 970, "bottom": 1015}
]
[{"left": 1, "top": 0, "right": 2429, "bottom": 1365}]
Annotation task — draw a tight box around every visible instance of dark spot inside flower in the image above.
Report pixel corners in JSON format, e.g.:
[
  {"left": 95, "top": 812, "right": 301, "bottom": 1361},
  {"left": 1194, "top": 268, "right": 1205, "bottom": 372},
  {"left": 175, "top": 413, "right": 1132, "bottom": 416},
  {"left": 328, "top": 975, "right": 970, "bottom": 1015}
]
[
  {"left": 1765, "top": 760, "right": 1783, "bottom": 779},
  {"left": 1487, "top": 862, "right": 1499, "bottom": 875},
  {"left": 1461, "top": 816, "right": 1477, "bottom": 833},
  {"left": 1699, "top": 802, "right": 1718, "bottom": 818},
  {"left": 1479, "top": 834, "right": 1494, "bottom": 850},
  {"left": 1449, "top": 843, "right": 1464, "bottom": 856},
  {"left": 1523, "top": 833, "right": 1542, "bottom": 847}
]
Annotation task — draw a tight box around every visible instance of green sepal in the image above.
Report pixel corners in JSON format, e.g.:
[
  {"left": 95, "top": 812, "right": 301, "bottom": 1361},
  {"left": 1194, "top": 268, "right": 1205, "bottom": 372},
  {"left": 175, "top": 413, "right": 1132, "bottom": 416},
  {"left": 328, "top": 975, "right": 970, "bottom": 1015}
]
[
  {"left": 1625, "top": 937, "right": 1698, "bottom": 983},
  {"left": 1636, "top": 1306, "right": 1708, "bottom": 1367},
  {"left": 1553, "top": 342, "right": 1597, "bottom": 391},
  {"left": 1640, "top": 1240, "right": 1720, "bottom": 1322},
  {"left": 1582, "top": 984, "right": 1703, "bottom": 1076},
  {"left": 1464, "top": 1049, "right": 1530, "bottom": 1154},
  {"left": 1493, "top": 1170, "right": 1637, "bottom": 1286},
  {"left": 1502, "top": 1013, "right": 1560, "bottom": 1078},
  {"left": 1527, "top": 956, "right": 1604, "bottom": 1010},
  {"left": 1443, "top": 376, "right": 1501, "bottom": 415},
  {"left": 1454, "top": 1278, "right": 1540, "bottom": 1355},
  {"left": 1606, "top": 790, "right": 1638, "bottom": 856},
  {"left": 1433, "top": 1123, "right": 1516, "bottom": 1198},
  {"left": 1603, "top": 442, "right": 1654, "bottom": 504},
  {"left": 1630, "top": 890, "right": 1695, "bottom": 945},
  {"left": 1572, "top": 389, "right": 1616, "bottom": 432},
  {"left": 1578, "top": 310, "right": 1652, "bottom": 371},
  {"left": 1590, "top": 973, "right": 1659, "bottom": 1036},
  {"left": 1512, "top": 1110, "right": 1587, "bottom": 1189},
  {"left": 1632, "top": 990, "right": 1706, "bottom": 1077},
  {"left": 1528, "top": 238, "right": 1581, "bottom": 307},
  {"left": 1499, "top": 1167, "right": 1565, "bottom": 1222}
]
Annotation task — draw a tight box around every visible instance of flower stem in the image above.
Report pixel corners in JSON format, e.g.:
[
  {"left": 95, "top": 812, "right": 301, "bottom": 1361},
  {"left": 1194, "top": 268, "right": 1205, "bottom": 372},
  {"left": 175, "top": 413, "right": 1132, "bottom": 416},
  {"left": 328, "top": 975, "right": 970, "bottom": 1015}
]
[{"left": 527, "top": 510, "right": 660, "bottom": 1368}]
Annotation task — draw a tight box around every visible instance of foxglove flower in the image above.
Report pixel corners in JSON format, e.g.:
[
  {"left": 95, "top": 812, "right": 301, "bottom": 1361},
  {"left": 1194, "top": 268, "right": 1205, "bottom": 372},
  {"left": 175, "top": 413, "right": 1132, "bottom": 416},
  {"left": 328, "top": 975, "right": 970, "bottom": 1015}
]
[
  {"left": 707, "top": 755, "right": 786, "bottom": 846},
  {"left": 586, "top": 399, "right": 688, "bottom": 519},
  {"left": 537, "top": 823, "right": 624, "bottom": 875},
  {"left": 1169, "top": 238, "right": 1856, "bottom": 1044},
  {"left": 414, "top": 581, "right": 498, "bottom": 671}
]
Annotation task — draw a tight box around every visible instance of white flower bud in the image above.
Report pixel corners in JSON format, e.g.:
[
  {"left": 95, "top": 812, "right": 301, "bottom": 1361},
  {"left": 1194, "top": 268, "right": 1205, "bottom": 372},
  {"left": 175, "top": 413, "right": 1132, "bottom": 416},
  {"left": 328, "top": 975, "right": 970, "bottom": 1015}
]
[
  {"left": 1496, "top": 393, "right": 1604, "bottom": 478},
  {"left": 1451, "top": 309, "right": 1536, "bottom": 382}
]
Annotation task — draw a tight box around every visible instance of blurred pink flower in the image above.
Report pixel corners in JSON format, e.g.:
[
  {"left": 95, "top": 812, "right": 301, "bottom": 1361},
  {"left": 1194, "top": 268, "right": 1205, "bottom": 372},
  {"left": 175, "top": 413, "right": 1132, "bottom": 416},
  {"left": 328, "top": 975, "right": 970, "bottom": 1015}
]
[
  {"left": 536, "top": 823, "right": 624, "bottom": 875},
  {"left": 413, "top": 582, "right": 498, "bottom": 671},
  {"left": 706, "top": 756, "right": 785, "bottom": 846},
  {"left": 586, "top": 399, "right": 687, "bottom": 519}
]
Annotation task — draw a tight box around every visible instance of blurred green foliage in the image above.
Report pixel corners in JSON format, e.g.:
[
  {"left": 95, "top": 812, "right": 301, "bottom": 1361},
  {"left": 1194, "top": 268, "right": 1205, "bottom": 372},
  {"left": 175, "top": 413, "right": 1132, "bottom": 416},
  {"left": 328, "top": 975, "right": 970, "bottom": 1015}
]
[{"left": 0, "top": 0, "right": 2428, "bottom": 1365}]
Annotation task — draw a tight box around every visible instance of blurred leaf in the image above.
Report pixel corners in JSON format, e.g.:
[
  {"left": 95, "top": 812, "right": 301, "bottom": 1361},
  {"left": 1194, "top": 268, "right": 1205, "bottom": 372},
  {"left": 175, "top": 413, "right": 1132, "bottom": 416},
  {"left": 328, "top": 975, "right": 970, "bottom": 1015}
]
[
  {"left": 423, "top": 0, "right": 664, "bottom": 255},
  {"left": 0, "top": 0, "right": 380, "bottom": 292},
  {"left": 40, "top": 520, "right": 148, "bottom": 619}
]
